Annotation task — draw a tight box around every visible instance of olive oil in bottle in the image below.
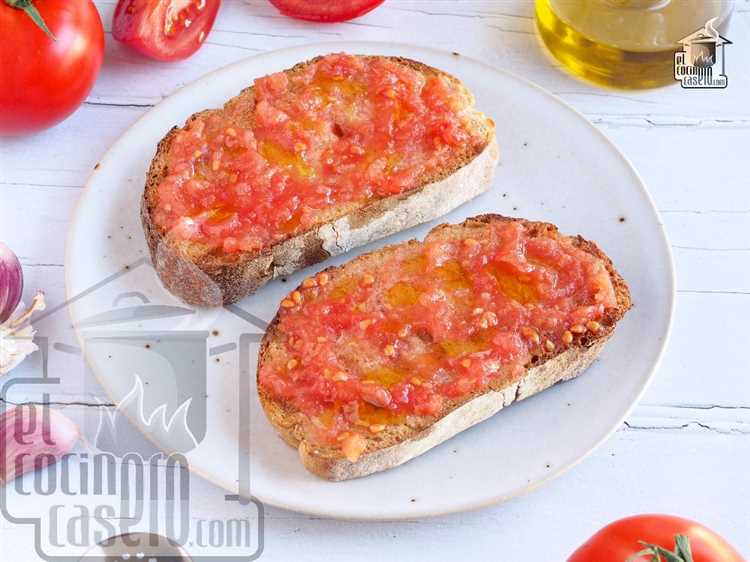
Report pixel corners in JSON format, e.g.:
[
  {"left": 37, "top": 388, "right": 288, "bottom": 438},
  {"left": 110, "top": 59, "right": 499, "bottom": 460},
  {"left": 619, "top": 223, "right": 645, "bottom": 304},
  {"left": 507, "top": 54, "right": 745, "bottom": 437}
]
[{"left": 536, "top": 0, "right": 733, "bottom": 89}]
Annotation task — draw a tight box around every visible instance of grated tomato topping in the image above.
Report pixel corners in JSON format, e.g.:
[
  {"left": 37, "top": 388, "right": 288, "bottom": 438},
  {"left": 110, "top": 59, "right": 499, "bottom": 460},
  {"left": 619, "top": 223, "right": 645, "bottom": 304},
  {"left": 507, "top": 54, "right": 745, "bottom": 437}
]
[
  {"left": 153, "top": 54, "right": 486, "bottom": 253},
  {"left": 258, "top": 220, "right": 619, "bottom": 447}
]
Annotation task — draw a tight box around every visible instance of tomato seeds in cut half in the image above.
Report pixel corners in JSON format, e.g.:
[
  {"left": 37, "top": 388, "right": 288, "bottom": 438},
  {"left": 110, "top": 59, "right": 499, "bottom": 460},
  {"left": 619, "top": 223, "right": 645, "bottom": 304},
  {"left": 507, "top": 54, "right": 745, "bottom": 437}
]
[{"left": 113, "top": 0, "right": 220, "bottom": 61}]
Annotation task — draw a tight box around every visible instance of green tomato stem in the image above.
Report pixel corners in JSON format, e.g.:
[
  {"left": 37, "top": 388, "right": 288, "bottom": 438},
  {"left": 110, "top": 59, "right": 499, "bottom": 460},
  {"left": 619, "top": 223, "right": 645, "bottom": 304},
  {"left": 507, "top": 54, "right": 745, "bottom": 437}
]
[
  {"left": 625, "top": 535, "right": 695, "bottom": 562},
  {"left": 4, "top": 0, "right": 56, "bottom": 41}
]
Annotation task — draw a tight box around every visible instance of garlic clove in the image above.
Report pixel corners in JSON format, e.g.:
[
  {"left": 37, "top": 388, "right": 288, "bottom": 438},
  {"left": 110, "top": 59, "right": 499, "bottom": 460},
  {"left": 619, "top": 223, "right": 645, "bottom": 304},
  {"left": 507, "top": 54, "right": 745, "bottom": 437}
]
[{"left": 0, "top": 405, "right": 80, "bottom": 484}]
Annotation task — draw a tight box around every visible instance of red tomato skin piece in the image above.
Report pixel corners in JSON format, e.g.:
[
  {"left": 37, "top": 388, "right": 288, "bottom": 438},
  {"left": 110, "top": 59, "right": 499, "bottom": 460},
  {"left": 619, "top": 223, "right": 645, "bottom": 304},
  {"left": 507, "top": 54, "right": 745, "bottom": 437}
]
[
  {"left": 269, "top": 0, "right": 385, "bottom": 23},
  {"left": 568, "top": 514, "right": 746, "bottom": 562},
  {"left": 0, "top": 0, "right": 104, "bottom": 135}
]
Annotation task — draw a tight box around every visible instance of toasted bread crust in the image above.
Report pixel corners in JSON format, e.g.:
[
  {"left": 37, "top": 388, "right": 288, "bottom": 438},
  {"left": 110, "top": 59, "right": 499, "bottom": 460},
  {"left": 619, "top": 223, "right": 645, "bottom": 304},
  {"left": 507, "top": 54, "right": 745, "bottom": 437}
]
[
  {"left": 257, "top": 215, "right": 632, "bottom": 481},
  {"left": 142, "top": 56, "right": 498, "bottom": 306}
]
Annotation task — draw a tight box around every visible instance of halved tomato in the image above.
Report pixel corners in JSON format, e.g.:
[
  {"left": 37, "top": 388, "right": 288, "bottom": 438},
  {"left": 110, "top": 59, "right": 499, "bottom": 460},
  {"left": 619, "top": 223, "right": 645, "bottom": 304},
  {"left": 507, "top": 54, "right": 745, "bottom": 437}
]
[
  {"left": 113, "top": 0, "right": 220, "bottom": 61},
  {"left": 269, "top": 0, "right": 385, "bottom": 22}
]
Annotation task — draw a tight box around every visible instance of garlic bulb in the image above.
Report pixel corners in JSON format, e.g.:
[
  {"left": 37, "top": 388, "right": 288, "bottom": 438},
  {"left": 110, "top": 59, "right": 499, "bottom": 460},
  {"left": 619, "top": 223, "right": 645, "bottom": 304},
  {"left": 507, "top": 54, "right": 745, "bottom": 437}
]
[
  {"left": 0, "top": 405, "right": 80, "bottom": 483},
  {"left": 0, "top": 242, "right": 45, "bottom": 375},
  {"left": 0, "top": 242, "right": 23, "bottom": 324}
]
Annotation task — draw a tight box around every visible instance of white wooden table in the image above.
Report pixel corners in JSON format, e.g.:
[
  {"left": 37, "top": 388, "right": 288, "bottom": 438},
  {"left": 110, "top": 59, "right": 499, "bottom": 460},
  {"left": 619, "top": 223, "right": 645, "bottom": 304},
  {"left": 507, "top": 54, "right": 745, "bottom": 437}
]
[{"left": 1, "top": 1, "right": 749, "bottom": 559}]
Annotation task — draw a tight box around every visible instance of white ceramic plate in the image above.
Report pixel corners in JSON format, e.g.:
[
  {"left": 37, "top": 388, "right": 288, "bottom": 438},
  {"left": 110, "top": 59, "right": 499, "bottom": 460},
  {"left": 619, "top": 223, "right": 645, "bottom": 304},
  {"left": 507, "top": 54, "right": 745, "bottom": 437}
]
[{"left": 66, "top": 42, "right": 674, "bottom": 520}]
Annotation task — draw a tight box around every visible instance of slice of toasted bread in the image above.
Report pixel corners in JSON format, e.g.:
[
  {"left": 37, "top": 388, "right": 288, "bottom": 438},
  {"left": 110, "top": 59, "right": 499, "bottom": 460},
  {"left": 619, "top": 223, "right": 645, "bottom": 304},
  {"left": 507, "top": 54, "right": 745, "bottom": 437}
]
[
  {"left": 142, "top": 55, "right": 498, "bottom": 306},
  {"left": 257, "top": 215, "right": 632, "bottom": 481}
]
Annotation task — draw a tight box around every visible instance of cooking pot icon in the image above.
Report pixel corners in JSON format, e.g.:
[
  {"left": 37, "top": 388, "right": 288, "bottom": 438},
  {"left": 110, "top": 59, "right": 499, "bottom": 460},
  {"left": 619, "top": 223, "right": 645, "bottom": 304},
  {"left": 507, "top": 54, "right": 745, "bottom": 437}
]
[{"left": 73, "top": 292, "right": 219, "bottom": 457}]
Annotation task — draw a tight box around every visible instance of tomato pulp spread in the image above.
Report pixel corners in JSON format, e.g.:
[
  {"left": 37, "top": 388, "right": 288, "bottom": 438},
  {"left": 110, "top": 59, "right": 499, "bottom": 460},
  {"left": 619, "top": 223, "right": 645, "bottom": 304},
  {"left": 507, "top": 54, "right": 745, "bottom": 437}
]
[
  {"left": 153, "top": 54, "right": 487, "bottom": 253},
  {"left": 259, "top": 220, "right": 619, "bottom": 457}
]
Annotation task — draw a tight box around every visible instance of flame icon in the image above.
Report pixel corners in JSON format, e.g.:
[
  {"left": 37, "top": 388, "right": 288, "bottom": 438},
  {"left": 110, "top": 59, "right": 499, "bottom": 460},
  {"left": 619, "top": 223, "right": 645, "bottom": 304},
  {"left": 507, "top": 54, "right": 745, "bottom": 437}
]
[
  {"left": 95, "top": 374, "right": 199, "bottom": 457},
  {"left": 692, "top": 50, "right": 715, "bottom": 68}
]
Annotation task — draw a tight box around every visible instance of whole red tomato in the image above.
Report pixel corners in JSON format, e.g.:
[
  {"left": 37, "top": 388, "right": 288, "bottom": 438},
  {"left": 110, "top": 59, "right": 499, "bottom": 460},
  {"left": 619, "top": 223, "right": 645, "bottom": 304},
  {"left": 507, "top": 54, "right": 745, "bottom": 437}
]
[
  {"left": 569, "top": 515, "right": 745, "bottom": 562},
  {"left": 0, "top": 0, "right": 104, "bottom": 136}
]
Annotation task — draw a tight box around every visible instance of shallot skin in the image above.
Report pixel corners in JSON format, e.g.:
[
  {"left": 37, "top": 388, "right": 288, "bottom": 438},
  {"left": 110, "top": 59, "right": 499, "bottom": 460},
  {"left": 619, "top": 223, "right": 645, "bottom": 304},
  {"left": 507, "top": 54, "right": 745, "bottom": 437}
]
[{"left": 0, "top": 242, "right": 23, "bottom": 324}]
